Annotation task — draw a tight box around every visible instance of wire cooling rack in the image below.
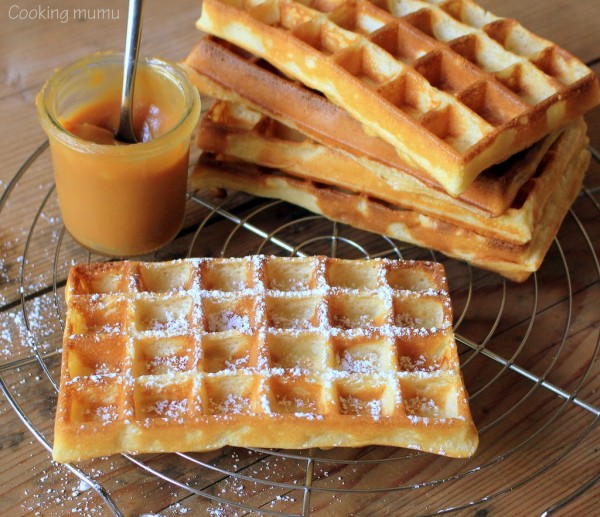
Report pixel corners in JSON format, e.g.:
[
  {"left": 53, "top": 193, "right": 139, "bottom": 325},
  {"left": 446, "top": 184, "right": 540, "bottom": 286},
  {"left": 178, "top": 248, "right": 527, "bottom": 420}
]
[{"left": 0, "top": 141, "right": 599, "bottom": 515}]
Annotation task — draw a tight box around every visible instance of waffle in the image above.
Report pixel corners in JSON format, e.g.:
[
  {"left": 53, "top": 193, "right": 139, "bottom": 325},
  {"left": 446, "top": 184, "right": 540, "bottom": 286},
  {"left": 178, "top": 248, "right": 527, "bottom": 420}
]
[
  {"left": 53, "top": 257, "right": 479, "bottom": 463},
  {"left": 192, "top": 141, "right": 589, "bottom": 281},
  {"left": 197, "top": 99, "right": 586, "bottom": 244},
  {"left": 183, "top": 35, "right": 556, "bottom": 217},
  {"left": 196, "top": 0, "right": 599, "bottom": 195}
]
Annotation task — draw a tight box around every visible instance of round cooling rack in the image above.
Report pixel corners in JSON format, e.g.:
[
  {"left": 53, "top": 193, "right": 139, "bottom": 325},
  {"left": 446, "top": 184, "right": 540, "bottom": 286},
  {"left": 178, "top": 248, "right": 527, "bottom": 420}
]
[{"left": 0, "top": 140, "right": 599, "bottom": 516}]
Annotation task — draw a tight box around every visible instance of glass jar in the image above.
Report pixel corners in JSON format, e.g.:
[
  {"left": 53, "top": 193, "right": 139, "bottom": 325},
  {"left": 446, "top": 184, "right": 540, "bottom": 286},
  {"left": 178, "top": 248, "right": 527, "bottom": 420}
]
[{"left": 36, "top": 52, "right": 201, "bottom": 257}]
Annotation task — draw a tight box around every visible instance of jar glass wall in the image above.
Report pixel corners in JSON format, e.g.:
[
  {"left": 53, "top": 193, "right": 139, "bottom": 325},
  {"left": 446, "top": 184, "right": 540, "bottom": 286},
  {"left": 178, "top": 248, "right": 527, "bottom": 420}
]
[{"left": 36, "top": 52, "right": 201, "bottom": 257}]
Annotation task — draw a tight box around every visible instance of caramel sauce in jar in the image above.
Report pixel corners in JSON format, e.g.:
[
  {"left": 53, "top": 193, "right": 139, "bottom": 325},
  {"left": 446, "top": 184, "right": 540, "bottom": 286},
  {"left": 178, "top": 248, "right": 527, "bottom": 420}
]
[{"left": 36, "top": 52, "right": 200, "bottom": 257}]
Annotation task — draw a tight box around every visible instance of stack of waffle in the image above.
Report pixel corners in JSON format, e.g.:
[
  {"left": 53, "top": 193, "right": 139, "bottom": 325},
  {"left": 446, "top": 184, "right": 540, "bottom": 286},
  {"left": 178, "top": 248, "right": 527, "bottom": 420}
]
[{"left": 184, "top": 0, "right": 599, "bottom": 281}]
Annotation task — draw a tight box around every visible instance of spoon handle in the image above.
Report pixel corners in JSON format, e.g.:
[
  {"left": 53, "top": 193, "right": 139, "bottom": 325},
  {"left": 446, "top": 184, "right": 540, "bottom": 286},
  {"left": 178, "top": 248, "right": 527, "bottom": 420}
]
[{"left": 117, "top": 0, "right": 145, "bottom": 144}]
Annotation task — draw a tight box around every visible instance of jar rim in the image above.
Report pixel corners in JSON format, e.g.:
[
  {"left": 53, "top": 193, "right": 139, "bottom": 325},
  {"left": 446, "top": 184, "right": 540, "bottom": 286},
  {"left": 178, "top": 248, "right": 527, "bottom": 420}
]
[{"left": 36, "top": 51, "right": 200, "bottom": 156}]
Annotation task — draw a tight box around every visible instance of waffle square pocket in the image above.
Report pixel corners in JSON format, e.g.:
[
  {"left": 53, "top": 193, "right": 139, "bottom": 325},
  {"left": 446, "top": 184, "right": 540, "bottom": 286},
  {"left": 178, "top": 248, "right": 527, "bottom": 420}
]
[{"left": 53, "top": 256, "right": 478, "bottom": 462}]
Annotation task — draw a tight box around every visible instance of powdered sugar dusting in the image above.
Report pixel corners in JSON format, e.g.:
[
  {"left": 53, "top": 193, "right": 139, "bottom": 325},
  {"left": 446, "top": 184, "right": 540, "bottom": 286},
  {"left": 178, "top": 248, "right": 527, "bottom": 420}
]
[
  {"left": 338, "top": 349, "right": 378, "bottom": 374},
  {"left": 89, "top": 405, "right": 118, "bottom": 424},
  {"left": 396, "top": 313, "right": 424, "bottom": 327},
  {"left": 147, "top": 354, "right": 190, "bottom": 374},
  {"left": 207, "top": 310, "right": 250, "bottom": 333},
  {"left": 210, "top": 394, "right": 250, "bottom": 415},
  {"left": 150, "top": 399, "right": 188, "bottom": 419},
  {"left": 277, "top": 395, "right": 318, "bottom": 414},
  {"left": 340, "top": 395, "right": 382, "bottom": 420},
  {"left": 334, "top": 313, "right": 375, "bottom": 329},
  {"left": 399, "top": 355, "right": 439, "bottom": 372},
  {"left": 149, "top": 310, "right": 189, "bottom": 333},
  {"left": 55, "top": 256, "right": 472, "bottom": 462},
  {"left": 406, "top": 396, "right": 440, "bottom": 418}
]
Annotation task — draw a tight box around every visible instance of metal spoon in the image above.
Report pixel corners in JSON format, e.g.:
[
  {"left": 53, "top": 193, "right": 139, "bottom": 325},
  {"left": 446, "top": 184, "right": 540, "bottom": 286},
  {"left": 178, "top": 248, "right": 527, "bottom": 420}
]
[{"left": 115, "top": 0, "right": 145, "bottom": 144}]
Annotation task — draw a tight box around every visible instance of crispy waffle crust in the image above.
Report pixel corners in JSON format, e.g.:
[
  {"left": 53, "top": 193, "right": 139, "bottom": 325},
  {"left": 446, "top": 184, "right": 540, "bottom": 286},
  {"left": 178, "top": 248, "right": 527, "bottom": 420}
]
[
  {"left": 53, "top": 257, "right": 478, "bottom": 462},
  {"left": 183, "top": 35, "right": 557, "bottom": 216},
  {"left": 192, "top": 144, "right": 589, "bottom": 282},
  {"left": 196, "top": 0, "right": 599, "bottom": 195},
  {"left": 196, "top": 99, "right": 586, "bottom": 244}
]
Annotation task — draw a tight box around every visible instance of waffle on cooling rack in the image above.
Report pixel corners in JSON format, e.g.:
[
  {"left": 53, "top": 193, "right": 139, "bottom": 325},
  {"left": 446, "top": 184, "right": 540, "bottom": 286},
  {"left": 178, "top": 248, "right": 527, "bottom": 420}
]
[
  {"left": 53, "top": 257, "right": 478, "bottom": 463},
  {"left": 196, "top": 0, "right": 599, "bottom": 195}
]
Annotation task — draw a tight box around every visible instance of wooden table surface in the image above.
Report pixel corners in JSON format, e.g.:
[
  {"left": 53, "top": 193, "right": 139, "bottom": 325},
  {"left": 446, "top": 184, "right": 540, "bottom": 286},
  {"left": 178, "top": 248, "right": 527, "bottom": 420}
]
[{"left": 1, "top": 1, "right": 599, "bottom": 515}]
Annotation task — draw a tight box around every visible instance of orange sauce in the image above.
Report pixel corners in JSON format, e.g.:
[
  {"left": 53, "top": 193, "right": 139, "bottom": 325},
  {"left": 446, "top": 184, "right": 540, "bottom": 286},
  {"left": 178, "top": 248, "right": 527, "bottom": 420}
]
[
  {"left": 39, "top": 59, "right": 200, "bottom": 257},
  {"left": 49, "top": 131, "right": 190, "bottom": 256},
  {"left": 61, "top": 98, "right": 179, "bottom": 145}
]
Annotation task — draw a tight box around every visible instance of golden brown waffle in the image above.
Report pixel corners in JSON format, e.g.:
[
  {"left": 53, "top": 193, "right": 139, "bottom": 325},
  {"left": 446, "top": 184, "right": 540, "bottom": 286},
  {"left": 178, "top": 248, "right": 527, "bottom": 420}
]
[
  {"left": 197, "top": 99, "right": 586, "bottom": 244},
  {"left": 192, "top": 142, "right": 589, "bottom": 281},
  {"left": 196, "top": 0, "right": 599, "bottom": 195},
  {"left": 54, "top": 257, "right": 479, "bottom": 463},
  {"left": 183, "top": 35, "right": 557, "bottom": 216}
]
